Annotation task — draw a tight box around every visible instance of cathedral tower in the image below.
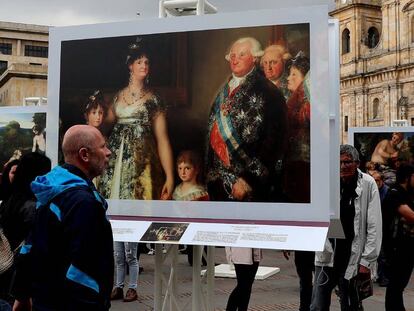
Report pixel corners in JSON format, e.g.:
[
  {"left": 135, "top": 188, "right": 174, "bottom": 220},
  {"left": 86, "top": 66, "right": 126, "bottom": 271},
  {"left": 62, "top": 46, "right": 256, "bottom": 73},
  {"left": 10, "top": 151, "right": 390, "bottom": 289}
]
[{"left": 330, "top": 1, "right": 414, "bottom": 142}]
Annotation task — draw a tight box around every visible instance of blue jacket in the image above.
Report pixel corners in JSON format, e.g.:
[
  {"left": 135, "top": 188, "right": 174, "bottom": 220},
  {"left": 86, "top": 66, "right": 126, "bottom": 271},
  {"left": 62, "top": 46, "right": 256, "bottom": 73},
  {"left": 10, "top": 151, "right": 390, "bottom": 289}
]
[{"left": 13, "top": 164, "right": 114, "bottom": 310}]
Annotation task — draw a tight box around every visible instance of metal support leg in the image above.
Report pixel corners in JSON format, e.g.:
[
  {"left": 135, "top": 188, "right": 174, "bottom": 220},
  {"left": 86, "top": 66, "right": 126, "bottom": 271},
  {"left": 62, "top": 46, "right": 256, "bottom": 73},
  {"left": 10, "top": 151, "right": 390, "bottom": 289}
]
[
  {"left": 154, "top": 244, "right": 163, "bottom": 311},
  {"left": 206, "top": 246, "right": 215, "bottom": 311},
  {"left": 196, "top": 0, "right": 205, "bottom": 15},
  {"left": 192, "top": 245, "right": 203, "bottom": 311},
  {"left": 170, "top": 245, "right": 179, "bottom": 311}
]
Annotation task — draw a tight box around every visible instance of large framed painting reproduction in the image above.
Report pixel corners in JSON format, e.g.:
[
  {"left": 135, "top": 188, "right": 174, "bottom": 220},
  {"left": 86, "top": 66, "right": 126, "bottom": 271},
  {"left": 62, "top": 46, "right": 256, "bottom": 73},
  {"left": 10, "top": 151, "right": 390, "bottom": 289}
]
[{"left": 47, "top": 5, "right": 331, "bottom": 250}]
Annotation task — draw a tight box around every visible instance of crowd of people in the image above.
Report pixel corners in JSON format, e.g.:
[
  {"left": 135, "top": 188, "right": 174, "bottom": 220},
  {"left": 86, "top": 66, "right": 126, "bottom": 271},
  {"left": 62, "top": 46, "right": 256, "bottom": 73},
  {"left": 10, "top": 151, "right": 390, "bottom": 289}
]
[{"left": 0, "top": 35, "right": 411, "bottom": 311}]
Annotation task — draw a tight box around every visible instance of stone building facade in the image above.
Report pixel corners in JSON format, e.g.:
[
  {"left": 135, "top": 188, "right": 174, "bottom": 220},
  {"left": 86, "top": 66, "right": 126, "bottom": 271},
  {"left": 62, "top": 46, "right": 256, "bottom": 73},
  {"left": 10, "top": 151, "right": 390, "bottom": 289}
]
[
  {"left": 330, "top": 0, "right": 414, "bottom": 142},
  {"left": 0, "top": 21, "right": 48, "bottom": 106}
]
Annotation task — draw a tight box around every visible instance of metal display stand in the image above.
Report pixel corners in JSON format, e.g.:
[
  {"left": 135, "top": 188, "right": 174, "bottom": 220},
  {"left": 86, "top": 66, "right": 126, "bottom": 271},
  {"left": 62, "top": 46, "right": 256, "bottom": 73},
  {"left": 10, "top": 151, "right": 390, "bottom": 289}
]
[
  {"left": 155, "top": 3, "right": 217, "bottom": 311},
  {"left": 153, "top": 244, "right": 216, "bottom": 311},
  {"left": 150, "top": 2, "right": 335, "bottom": 310},
  {"left": 159, "top": 0, "right": 217, "bottom": 17}
]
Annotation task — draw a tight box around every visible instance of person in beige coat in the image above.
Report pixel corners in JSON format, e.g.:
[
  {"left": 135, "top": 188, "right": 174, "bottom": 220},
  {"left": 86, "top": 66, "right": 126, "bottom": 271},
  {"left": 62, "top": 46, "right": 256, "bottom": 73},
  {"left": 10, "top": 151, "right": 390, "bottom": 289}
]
[{"left": 225, "top": 247, "right": 262, "bottom": 311}]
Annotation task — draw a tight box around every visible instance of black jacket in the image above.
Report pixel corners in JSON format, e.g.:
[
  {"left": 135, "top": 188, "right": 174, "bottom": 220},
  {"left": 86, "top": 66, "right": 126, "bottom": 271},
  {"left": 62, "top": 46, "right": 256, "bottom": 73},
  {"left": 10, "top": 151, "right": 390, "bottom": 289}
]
[
  {"left": 13, "top": 164, "right": 114, "bottom": 311},
  {"left": 206, "top": 67, "right": 287, "bottom": 201}
]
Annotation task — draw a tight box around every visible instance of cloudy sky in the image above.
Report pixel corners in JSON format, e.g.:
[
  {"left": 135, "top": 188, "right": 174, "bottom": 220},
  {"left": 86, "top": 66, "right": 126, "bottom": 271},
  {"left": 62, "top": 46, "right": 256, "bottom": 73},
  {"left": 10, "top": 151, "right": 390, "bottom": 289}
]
[
  {"left": 0, "top": 113, "right": 36, "bottom": 129},
  {"left": 0, "top": 0, "right": 335, "bottom": 27}
]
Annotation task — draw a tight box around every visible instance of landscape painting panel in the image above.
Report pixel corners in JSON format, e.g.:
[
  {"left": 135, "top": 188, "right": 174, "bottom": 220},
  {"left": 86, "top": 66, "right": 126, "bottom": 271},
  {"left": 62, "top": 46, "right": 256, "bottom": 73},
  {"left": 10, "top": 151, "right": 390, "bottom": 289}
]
[{"left": 0, "top": 112, "right": 47, "bottom": 170}]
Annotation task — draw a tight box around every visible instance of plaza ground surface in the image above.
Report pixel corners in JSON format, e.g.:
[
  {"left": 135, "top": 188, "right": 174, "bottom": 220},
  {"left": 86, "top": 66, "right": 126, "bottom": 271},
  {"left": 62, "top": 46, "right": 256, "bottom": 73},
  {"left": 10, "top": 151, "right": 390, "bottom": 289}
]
[{"left": 111, "top": 247, "right": 414, "bottom": 311}]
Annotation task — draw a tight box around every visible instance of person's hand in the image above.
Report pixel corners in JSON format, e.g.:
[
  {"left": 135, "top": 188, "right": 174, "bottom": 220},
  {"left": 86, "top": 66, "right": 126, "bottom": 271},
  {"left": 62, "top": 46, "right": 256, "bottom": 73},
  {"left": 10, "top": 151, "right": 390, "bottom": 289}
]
[
  {"left": 160, "top": 179, "right": 174, "bottom": 200},
  {"left": 358, "top": 265, "right": 370, "bottom": 274},
  {"left": 231, "top": 178, "right": 252, "bottom": 201},
  {"left": 282, "top": 250, "right": 290, "bottom": 260},
  {"left": 13, "top": 299, "right": 31, "bottom": 311}
]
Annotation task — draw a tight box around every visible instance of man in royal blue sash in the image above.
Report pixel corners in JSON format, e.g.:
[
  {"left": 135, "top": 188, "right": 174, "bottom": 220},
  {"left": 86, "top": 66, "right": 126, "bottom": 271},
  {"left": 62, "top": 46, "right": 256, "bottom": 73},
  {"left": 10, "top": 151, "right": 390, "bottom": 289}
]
[{"left": 206, "top": 37, "right": 287, "bottom": 202}]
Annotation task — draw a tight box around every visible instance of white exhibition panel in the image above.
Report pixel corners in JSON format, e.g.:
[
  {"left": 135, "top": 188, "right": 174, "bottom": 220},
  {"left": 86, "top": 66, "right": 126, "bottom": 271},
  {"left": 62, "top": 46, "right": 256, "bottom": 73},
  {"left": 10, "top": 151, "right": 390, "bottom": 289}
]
[
  {"left": 111, "top": 219, "right": 153, "bottom": 242},
  {"left": 110, "top": 219, "right": 328, "bottom": 251},
  {"left": 45, "top": 5, "right": 334, "bottom": 250},
  {"left": 328, "top": 19, "right": 340, "bottom": 221}
]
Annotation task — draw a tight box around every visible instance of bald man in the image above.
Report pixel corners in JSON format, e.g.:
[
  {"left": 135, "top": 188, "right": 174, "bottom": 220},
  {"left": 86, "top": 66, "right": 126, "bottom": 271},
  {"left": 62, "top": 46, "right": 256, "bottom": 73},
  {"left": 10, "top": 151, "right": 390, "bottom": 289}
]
[{"left": 13, "top": 125, "right": 114, "bottom": 311}]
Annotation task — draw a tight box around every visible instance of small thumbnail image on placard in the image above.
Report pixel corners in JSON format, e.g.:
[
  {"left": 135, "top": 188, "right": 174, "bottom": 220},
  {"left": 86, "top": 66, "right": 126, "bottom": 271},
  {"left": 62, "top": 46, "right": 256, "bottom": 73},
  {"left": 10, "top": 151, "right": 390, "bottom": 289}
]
[{"left": 140, "top": 222, "right": 189, "bottom": 243}]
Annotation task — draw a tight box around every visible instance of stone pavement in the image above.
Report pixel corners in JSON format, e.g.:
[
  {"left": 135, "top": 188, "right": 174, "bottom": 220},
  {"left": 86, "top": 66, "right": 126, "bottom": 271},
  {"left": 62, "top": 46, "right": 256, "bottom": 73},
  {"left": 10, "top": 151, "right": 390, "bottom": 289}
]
[{"left": 111, "top": 247, "right": 414, "bottom": 311}]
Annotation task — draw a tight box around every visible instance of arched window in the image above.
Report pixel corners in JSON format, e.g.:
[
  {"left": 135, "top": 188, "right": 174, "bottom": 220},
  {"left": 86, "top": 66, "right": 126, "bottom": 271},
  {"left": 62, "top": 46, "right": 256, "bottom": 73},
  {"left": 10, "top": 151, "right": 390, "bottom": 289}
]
[
  {"left": 367, "top": 27, "right": 379, "bottom": 48},
  {"left": 342, "top": 28, "right": 351, "bottom": 54},
  {"left": 372, "top": 98, "right": 379, "bottom": 119}
]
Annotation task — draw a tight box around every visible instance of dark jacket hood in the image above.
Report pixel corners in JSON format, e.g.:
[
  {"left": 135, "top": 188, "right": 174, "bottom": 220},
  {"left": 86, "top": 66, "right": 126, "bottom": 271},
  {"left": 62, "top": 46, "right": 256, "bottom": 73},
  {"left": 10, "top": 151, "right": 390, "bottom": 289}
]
[{"left": 31, "top": 166, "right": 89, "bottom": 206}]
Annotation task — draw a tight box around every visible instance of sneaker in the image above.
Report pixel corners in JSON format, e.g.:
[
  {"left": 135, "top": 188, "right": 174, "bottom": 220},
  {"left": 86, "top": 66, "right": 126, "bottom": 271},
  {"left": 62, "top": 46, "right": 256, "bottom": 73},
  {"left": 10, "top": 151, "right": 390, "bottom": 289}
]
[
  {"left": 123, "top": 288, "right": 138, "bottom": 302},
  {"left": 110, "top": 287, "right": 123, "bottom": 300},
  {"left": 162, "top": 247, "right": 167, "bottom": 254},
  {"left": 147, "top": 249, "right": 155, "bottom": 255}
]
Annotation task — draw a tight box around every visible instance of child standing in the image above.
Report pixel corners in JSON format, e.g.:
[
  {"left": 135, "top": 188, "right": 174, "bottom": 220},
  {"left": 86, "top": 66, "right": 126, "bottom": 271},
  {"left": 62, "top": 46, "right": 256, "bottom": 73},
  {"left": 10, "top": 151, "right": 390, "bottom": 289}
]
[
  {"left": 84, "top": 90, "right": 106, "bottom": 129},
  {"left": 173, "top": 150, "right": 209, "bottom": 265},
  {"left": 84, "top": 90, "right": 107, "bottom": 188},
  {"left": 173, "top": 150, "right": 209, "bottom": 201}
]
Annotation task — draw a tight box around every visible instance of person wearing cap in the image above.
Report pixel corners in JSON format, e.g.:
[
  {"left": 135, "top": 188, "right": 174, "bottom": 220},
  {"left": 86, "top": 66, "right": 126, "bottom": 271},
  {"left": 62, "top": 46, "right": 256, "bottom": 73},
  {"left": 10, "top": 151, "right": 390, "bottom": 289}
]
[{"left": 310, "top": 144, "right": 382, "bottom": 311}]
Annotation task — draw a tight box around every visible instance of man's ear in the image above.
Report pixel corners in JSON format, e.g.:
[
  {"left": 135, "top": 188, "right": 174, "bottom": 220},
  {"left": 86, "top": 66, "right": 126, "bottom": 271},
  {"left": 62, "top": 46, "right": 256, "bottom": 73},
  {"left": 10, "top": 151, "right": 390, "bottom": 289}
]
[
  {"left": 78, "top": 147, "right": 89, "bottom": 162},
  {"left": 356, "top": 161, "right": 360, "bottom": 168}
]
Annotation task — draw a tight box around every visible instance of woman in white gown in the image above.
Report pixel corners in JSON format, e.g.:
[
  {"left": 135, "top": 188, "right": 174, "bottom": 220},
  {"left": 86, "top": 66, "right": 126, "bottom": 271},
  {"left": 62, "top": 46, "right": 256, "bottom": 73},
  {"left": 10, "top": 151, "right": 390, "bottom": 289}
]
[
  {"left": 100, "top": 40, "right": 174, "bottom": 302},
  {"left": 100, "top": 40, "right": 174, "bottom": 201}
]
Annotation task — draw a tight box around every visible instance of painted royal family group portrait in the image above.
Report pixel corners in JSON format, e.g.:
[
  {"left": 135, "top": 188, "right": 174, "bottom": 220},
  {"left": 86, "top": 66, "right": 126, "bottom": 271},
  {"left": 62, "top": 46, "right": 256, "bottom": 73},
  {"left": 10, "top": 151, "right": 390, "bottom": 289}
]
[{"left": 59, "top": 24, "right": 311, "bottom": 203}]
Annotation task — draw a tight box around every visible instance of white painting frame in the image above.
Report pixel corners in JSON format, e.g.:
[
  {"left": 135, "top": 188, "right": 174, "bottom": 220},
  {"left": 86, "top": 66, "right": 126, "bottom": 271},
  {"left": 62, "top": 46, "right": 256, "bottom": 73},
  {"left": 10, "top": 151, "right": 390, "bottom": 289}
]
[{"left": 47, "top": 6, "right": 331, "bottom": 249}]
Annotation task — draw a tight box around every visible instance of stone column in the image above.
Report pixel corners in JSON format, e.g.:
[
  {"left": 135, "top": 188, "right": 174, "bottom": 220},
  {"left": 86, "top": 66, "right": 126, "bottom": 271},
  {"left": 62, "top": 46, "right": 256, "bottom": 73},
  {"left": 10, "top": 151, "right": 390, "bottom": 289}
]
[
  {"left": 389, "top": 84, "right": 399, "bottom": 123},
  {"left": 16, "top": 40, "right": 21, "bottom": 56},
  {"left": 355, "top": 89, "right": 365, "bottom": 127}
]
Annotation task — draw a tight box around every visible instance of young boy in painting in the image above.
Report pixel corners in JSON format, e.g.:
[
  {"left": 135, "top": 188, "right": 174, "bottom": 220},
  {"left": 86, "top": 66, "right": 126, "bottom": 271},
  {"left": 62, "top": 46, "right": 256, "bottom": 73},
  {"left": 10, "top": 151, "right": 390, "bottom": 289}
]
[
  {"left": 173, "top": 150, "right": 209, "bottom": 201},
  {"left": 84, "top": 90, "right": 106, "bottom": 129},
  {"left": 173, "top": 150, "right": 209, "bottom": 265},
  {"left": 32, "top": 125, "right": 46, "bottom": 155}
]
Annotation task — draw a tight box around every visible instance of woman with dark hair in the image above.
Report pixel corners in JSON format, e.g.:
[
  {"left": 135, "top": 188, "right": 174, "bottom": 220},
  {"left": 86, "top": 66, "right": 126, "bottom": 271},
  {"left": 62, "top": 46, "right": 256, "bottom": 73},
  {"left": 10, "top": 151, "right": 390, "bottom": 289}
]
[
  {"left": 0, "top": 152, "right": 51, "bottom": 304},
  {"left": 100, "top": 39, "right": 174, "bottom": 201},
  {"left": 99, "top": 39, "right": 174, "bottom": 303},
  {"left": 0, "top": 159, "right": 20, "bottom": 202}
]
